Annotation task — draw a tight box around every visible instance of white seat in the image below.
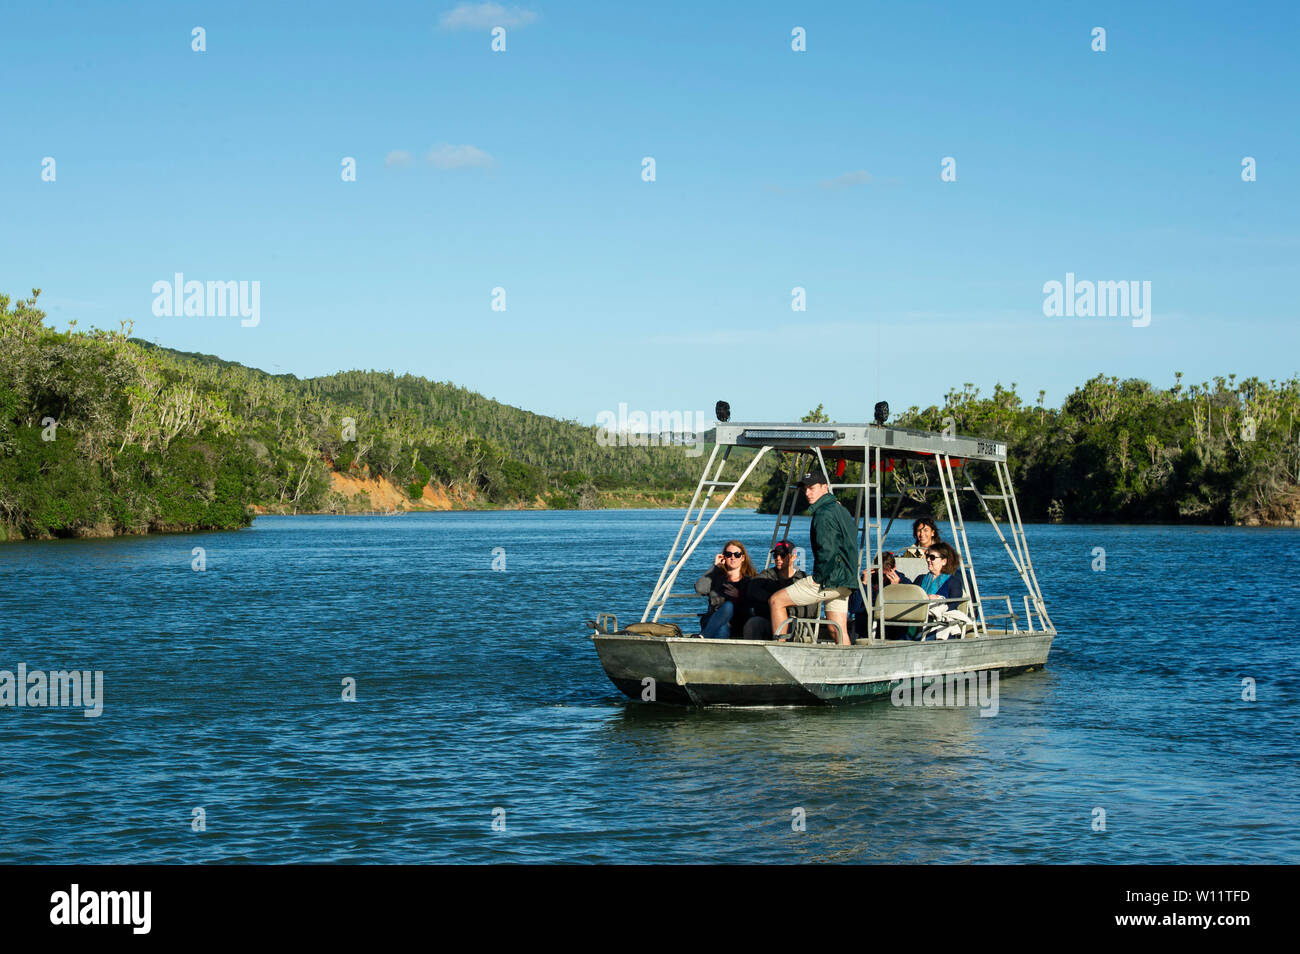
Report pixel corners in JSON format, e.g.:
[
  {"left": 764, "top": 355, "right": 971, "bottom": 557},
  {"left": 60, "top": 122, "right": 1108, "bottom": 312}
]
[
  {"left": 893, "top": 557, "right": 928, "bottom": 581},
  {"left": 860, "top": 583, "right": 931, "bottom": 640}
]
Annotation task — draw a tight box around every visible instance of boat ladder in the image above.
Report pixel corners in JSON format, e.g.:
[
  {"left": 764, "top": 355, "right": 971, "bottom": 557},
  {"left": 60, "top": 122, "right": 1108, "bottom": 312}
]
[{"left": 643, "top": 443, "right": 772, "bottom": 623}]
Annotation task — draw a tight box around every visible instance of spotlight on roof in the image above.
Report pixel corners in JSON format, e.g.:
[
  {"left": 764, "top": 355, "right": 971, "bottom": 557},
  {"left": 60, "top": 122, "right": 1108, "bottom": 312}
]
[
  {"left": 873, "top": 401, "right": 889, "bottom": 426},
  {"left": 715, "top": 400, "right": 731, "bottom": 423}
]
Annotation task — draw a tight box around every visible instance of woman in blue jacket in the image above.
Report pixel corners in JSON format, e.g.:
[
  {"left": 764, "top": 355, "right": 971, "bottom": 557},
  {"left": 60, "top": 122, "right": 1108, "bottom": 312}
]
[
  {"left": 917, "top": 541, "right": 964, "bottom": 606},
  {"left": 907, "top": 541, "right": 965, "bottom": 639}
]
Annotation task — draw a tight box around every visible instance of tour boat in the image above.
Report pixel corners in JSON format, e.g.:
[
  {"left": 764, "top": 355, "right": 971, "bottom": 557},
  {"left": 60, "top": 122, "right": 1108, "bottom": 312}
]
[{"left": 588, "top": 414, "right": 1056, "bottom": 706}]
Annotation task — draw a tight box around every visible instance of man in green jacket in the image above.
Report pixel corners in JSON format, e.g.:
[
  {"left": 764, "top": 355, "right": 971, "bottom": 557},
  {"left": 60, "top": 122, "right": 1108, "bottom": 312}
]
[{"left": 769, "top": 468, "right": 859, "bottom": 645}]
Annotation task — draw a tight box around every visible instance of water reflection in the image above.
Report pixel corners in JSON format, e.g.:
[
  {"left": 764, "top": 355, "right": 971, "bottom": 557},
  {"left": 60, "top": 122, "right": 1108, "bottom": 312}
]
[{"left": 591, "top": 668, "right": 1063, "bottom": 862}]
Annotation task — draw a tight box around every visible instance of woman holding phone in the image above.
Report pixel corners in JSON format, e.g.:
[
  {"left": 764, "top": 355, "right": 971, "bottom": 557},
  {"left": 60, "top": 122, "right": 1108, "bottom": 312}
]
[{"left": 694, "top": 539, "right": 756, "bottom": 638}]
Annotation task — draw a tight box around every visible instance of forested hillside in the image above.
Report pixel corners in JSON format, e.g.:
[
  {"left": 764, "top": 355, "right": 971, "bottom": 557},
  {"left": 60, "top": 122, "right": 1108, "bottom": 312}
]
[
  {"left": 0, "top": 290, "right": 750, "bottom": 539},
  {"left": 4, "top": 288, "right": 1296, "bottom": 540},
  {"left": 241, "top": 366, "right": 720, "bottom": 489},
  {"left": 1, "top": 292, "right": 255, "bottom": 539}
]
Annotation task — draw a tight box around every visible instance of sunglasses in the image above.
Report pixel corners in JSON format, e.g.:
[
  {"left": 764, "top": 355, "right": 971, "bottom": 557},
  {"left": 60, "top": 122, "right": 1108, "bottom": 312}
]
[
  {"left": 925, "top": 553, "right": 943, "bottom": 562},
  {"left": 723, "top": 551, "right": 743, "bottom": 559}
]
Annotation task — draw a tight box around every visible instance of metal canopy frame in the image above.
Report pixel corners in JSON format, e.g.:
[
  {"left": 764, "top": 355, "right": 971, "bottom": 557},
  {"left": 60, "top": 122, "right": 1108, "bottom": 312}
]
[{"left": 641, "top": 423, "right": 1049, "bottom": 641}]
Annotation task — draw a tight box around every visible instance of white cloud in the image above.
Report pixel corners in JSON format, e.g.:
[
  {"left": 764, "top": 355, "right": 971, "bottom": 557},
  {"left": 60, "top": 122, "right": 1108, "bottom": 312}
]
[
  {"left": 385, "top": 150, "right": 413, "bottom": 168},
  {"left": 426, "top": 144, "right": 495, "bottom": 170},
  {"left": 439, "top": 3, "right": 539, "bottom": 30},
  {"left": 819, "top": 170, "right": 872, "bottom": 189}
]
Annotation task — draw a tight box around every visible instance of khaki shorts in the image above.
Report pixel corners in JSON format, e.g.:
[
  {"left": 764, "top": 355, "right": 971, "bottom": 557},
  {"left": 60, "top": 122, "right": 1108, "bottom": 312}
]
[{"left": 783, "top": 575, "right": 852, "bottom": 615}]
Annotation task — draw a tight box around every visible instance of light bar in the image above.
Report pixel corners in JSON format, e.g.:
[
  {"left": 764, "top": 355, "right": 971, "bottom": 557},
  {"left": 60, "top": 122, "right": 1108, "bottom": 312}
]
[{"left": 740, "top": 428, "right": 841, "bottom": 441}]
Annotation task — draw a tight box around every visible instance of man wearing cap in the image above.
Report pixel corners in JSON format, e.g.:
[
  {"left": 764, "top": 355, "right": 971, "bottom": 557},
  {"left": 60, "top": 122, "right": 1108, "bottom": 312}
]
[
  {"left": 740, "top": 540, "right": 817, "bottom": 639},
  {"left": 769, "top": 468, "right": 858, "bottom": 645}
]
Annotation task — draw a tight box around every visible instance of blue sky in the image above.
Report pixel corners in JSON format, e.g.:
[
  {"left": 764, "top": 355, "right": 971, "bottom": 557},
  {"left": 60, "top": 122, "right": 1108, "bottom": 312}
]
[{"left": 2, "top": 0, "right": 1297, "bottom": 426}]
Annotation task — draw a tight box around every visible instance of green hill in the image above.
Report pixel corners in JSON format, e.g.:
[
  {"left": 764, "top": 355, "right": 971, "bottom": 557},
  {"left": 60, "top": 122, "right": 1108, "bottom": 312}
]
[
  {"left": 0, "top": 290, "right": 760, "bottom": 539},
  {"left": 4, "top": 288, "right": 1296, "bottom": 540}
]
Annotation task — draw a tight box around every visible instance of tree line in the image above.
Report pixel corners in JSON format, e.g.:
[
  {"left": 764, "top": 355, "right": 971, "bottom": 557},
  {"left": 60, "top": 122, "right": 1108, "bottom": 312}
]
[
  {"left": 4, "top": 288, "right": 1294, "bottom": 539},
  {"left": 0, "top": 291, "right": 751, "bottom": 539},
  {"left": 757, "top": 380, "right": 1300, "bottom": 525}
]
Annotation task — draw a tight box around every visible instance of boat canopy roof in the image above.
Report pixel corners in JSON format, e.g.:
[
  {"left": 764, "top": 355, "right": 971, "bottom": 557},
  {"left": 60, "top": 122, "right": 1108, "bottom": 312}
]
[{"left": 707, "top": 422, "right": 1008, "bottom": 463}]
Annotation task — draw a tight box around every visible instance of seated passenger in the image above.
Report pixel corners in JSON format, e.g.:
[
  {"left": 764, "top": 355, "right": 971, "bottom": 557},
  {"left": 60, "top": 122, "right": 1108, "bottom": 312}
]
[
  {"left": 905, "top": 542, "right": 967, "bottom": 640},
  {"left": 741, "top": 541, "right": 816, "bottom": 639},
  {"left": 917, "top": 541, "right": 963, "bottom": 602},
  {"left": 900, "top": 516, "right": 942, "bottom": 559},
  {"left": 849, "top": 551, "right": 910, "bottom": 638},
  {"left": 694, "top": 539, "right": 756, "bottom": 638}
]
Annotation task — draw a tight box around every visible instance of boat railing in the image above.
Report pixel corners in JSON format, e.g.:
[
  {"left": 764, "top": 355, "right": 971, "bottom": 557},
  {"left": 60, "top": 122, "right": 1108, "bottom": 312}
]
[
  {"left": 772, "top": 616, "right": 847, "bottom": 644},
  {"left": 646, "top": 583, "right": 1049, "bottom": 639},
  {"left": 975, "top": 594, "right": 1024, "bottom": 632},
  {"left": 656, "top": 592, "right": 710, "bottom": 621},
  {"left": 657, "top": 588, "right": 1044, "bottom": 639},
  {"left": 1023, "top": 594, "right": 1048, "bottom": 632},
  {"left": 936, "top": 593, "right": 1053, "bottom": 634},
  {"left": 599, "top": 590, "right": 1048, "bottom": 641},
  {"left": 856, "top": 592, "right": 1040, "bottom": 639}
]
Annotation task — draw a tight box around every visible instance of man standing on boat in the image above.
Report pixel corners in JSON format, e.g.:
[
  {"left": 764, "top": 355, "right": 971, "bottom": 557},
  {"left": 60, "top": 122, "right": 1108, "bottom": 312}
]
[{"left": 769, "top": 468, "right": 858, "bottom": 645}]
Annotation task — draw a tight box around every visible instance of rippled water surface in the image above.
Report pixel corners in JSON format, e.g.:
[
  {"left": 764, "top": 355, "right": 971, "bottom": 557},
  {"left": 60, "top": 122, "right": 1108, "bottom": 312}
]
[{"left": 2, "top": 511, "right": 1298, "bottom": 863}]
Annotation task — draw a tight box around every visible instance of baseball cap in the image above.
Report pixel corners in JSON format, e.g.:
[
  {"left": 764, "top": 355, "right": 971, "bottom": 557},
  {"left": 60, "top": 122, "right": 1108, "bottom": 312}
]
[{"left": 798, "top": 469, "right": 830, "bottom": 487}]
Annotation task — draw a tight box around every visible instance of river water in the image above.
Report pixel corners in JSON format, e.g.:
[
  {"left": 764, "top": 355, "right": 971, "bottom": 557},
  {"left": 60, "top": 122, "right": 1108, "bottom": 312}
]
[{"left": 2, "top": 511, "right": 1297, "bottom": 863}]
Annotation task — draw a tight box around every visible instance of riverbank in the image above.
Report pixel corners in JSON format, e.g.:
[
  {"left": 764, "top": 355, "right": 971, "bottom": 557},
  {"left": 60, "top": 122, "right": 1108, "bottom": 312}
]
[
  {"left": 254, "top": 472, "right": 763, "bottom": 515},
  {"left": 4, "top": 489, "right": 1295, "bottom": 541},
  {"left": 0, "top": 475, "right": 759, "bottom": 540}
]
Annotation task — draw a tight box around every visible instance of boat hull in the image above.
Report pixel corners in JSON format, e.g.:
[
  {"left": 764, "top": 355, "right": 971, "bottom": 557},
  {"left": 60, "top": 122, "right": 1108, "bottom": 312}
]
[{"left": 592, "top": 630, "right": 1054, "bottom": 706}]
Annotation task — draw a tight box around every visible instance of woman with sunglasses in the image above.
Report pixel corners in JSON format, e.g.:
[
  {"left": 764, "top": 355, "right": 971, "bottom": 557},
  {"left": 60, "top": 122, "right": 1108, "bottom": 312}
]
[
  {"left": 917, "top": 541, "right": 964, "bottom": 605},
  {"left": 901, "top": 541, "right": 964, "bottom": 639},
  {"left": 694, "top": 540, "right": 757, "bottom": 638}
]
